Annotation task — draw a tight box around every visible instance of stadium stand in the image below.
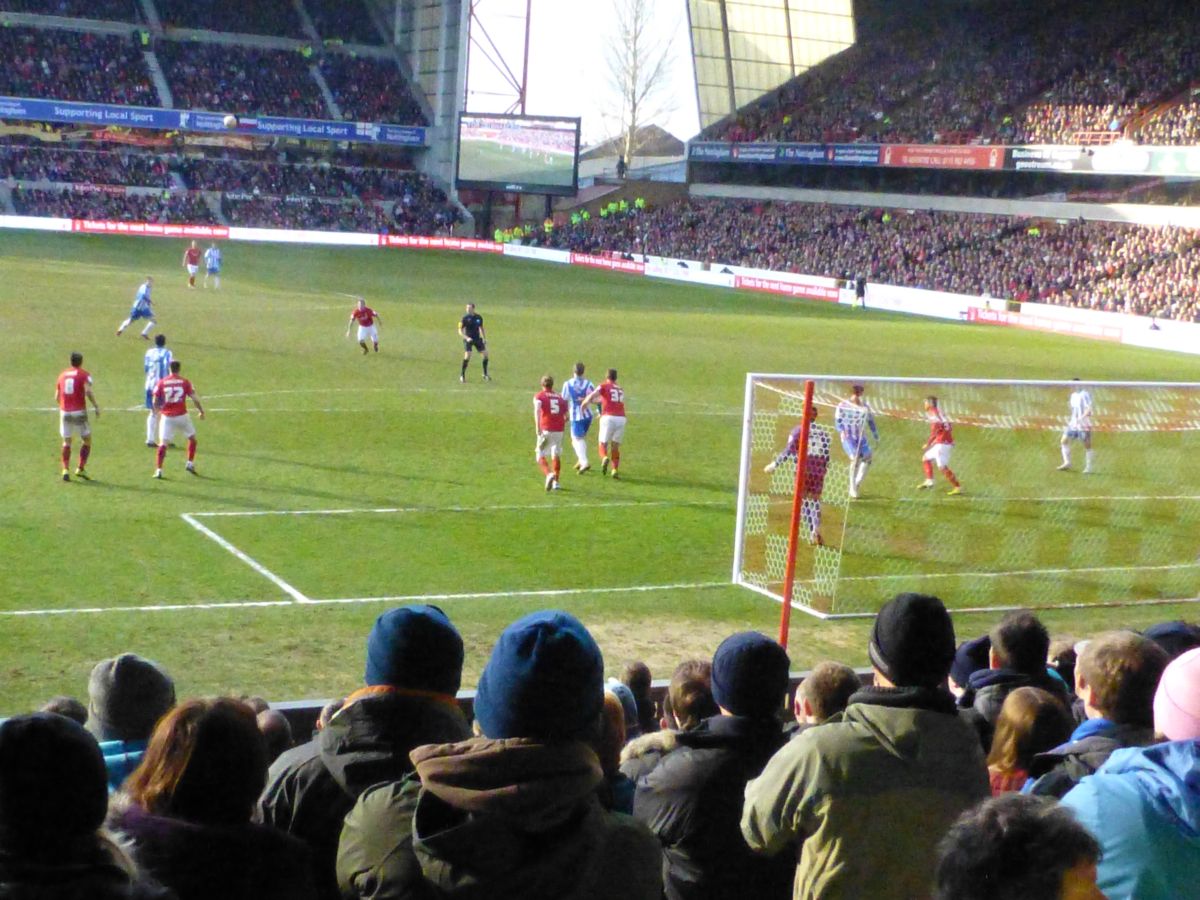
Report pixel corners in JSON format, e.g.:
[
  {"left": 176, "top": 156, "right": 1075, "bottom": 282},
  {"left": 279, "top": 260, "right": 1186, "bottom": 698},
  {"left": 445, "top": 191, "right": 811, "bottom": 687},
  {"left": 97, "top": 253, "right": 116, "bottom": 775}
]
[
  {"left": 318, "top": 54, "right": 426, "bottom": 125},
  {"left": 12, "top": 185, "right": 217, "bottom": 222},
  {"left": 156, "top": 40, "right": 329, "bottom": 119},
  {"left": 0, "top": 26, "right": 157, "bottom": 106},
  {"left": 221, "top": 195, "right": 392, "bottom": 233},
  {"left": 0, "top": 145, "right": 173, "bottom": 188},
  {"left": 154, "top": 0, "right": 307, "bottom": 38},
  {"left": 305, "top": 0, "right": 383, "bottom": 45},
  {"left": 0, "top": 0, "right": 142, "bottom": 19},
  {"left": 547, "top": 199, "right": 1200, "bottom": 322}
]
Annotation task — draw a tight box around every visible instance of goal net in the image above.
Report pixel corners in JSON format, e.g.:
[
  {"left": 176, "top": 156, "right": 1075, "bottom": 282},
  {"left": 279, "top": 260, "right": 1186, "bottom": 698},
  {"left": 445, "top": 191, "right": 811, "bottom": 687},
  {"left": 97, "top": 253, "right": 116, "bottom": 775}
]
[{"left": 733, "top": 375, "right": 1200, "bottom": 619}]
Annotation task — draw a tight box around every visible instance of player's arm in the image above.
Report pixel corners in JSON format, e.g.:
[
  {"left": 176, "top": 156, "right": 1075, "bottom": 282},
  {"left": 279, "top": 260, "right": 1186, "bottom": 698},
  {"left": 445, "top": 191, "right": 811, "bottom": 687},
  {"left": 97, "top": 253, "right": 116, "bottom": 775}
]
[
  {"left": 152, "top": 384, "right": 164, "bottom": 413},
  {"left": 533, "top": 398, "right": 542, "bottom": 437},
  {"left": 85, "top": 381, "right": 100, "bottom": 417},
  {"left": 189, "top": 387, "right": 205, "bottom": 420},
  {"left": 579, "top": 386, "right": 601, "bottom": 407},
  {"left": 345, "top": 313, "right": 355, "bottom": 337}
]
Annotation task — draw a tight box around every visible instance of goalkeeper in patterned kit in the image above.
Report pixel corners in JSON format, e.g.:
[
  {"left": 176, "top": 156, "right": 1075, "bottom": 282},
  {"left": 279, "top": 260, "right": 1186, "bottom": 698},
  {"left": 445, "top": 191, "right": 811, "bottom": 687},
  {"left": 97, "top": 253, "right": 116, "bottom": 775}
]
[
  {"left": 835, "top": 384, "right": 879, "bottom": 499},
  {"left": 764, "top": 410, "right": 831, "bottom": 544},
  {"left": 919, "top": 396, "right": 962, "bottom": 494},
  {"left": 561, "top": 362, "right": 598, "bottom": 473},
  {"left": 533, "top": 374, "right": 565, "bottom": 491},
  {"left": 1058, "top": 379, "right": 1095, "bottom": 473}
]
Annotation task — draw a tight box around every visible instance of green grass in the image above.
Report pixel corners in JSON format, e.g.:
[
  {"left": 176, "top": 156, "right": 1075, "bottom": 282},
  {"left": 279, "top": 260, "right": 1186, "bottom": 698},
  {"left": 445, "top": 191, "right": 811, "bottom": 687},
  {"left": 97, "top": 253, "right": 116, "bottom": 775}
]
[
  {"left": 458, "top": 138, "right": 575, "bottom": 187},
  {"left": 0, "top": 230, "right": 1198, "bottom": 713}
]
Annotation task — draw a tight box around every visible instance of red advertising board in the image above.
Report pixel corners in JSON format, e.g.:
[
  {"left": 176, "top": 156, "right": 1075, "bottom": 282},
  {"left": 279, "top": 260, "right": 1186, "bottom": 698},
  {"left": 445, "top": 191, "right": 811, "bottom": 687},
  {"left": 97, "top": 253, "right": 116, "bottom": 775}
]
[
  {"left": 379, "top": 235, "right": 501, "bottom": 253},
  {"left": 881, "top": 144, "right": 1005, "bottom": 170},
  {"left": 71, "top": 220, "right": 229, "bottom": 238},
  {"left": 967, "top": 307, "right": 1123, "bottom": 341},
  {"left": 734, "top": 274, "right": 840, "bottom": 302},
  {"left": 568, "top": 252, "right": 646, "bottom": 275}
]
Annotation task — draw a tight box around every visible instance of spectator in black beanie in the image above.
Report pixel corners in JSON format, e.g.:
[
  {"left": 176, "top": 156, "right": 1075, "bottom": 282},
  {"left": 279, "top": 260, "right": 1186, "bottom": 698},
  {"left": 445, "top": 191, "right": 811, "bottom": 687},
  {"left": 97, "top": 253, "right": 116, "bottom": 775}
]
[
  {"left": 743, "top": 593, "right": 989, "bottom": 900},
  {"left": 631, "top": 631, "right": 795, "bottom": 900},
  {"left": 0, "top": 713, "right": 174, "bottom": 899},
  {"left": 257, "top": 604, "right": 470, "bottom": 900},
  {"left": 85, "top": 653, "right": 177, "bottom": 792}
]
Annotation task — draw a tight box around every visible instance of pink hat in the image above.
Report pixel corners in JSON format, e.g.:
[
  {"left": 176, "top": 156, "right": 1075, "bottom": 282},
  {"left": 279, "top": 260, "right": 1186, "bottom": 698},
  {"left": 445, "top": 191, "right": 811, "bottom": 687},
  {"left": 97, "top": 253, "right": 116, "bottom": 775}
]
[{"left": 1153, "top": 646, "right": 1200, "bottom": 740}]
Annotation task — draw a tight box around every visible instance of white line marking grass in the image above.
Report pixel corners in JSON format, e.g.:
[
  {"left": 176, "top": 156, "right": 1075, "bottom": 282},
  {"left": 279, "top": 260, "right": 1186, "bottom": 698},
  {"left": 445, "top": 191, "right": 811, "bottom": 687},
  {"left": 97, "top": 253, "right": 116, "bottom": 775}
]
[{"left": 180, "top": 513, "right": 310, "bottom": 603}]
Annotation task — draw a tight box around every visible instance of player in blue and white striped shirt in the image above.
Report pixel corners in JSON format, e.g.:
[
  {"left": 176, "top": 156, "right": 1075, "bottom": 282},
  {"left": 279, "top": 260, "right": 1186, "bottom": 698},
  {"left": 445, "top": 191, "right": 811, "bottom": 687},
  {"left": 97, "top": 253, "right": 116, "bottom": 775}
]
[
  {"left": 117, "top": 276, "right": 155, "bottom": 339},
  {"left": 561, "top": 361, "right": 598, "bottom": 473},
  {"left": 143, "top": 333, "right": 173, "bottom": 446},
  {"left": 203, "top": 243, "right": 222, "bottom": 289}
]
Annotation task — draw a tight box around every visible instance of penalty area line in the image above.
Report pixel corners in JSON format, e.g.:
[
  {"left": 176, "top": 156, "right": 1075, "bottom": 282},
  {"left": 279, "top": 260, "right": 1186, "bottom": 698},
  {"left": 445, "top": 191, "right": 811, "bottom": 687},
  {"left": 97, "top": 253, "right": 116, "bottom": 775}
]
[
  {"left": 0, "top": 581, "right": 729, "bottom": 618},
  {"left": 180, "top": 513, "right": 311, "bottom": 603}
]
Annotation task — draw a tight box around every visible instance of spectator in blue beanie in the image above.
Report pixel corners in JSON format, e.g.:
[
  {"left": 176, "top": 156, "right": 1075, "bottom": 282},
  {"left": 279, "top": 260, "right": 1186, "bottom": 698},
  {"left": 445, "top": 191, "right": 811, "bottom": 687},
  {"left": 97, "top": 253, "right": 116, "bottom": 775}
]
[
  {"left": 257, "top": 605, "right": 469, "bottom": 900},
  {"left": 338, "top": 610, "right": 662, "bottom": 900}
]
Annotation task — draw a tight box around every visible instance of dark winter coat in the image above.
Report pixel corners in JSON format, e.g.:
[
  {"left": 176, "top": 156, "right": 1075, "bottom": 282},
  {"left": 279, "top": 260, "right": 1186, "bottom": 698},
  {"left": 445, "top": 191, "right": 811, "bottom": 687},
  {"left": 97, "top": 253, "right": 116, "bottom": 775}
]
[
  {"left": 1024, "top": 718, "right": 1156, "bottom": 798},
  {"left": 957, "top": 667, "right": 1071, "bottom": 750},
  {"left": 257, "top": 689, "right": 470, "bottom": 899},
  {"left": 0, "top": 844, "right": 176, "bottom": 900},
  {"left": 631, "top": 714, "right": 794, "bottom": 900},
  {"left": 336, "top": 736, "right": 662, "bottom": 900},
  {"left": 109, "top": 802, "right": 316, "bottom": 900}
]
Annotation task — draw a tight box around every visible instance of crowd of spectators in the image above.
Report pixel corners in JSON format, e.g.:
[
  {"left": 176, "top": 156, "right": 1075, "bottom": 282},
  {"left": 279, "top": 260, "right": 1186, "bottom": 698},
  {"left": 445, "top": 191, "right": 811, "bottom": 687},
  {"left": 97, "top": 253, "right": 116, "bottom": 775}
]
[
  {"left": 221, "top": 195, "right": 391, "bottom": 232},
  {"left": 157, "top": 41, "right": 328, "bottom": 120},
  {"left": 318, "top": 54, "right": 426, "bottom": 125},
  {"left": 304, "top": 0, "right": 383, "bottom": 44},
  {"left": 0, "top": 144, "right": 172, "bottom": 187},
  {"left": 12, "top": 185, "right": 216, "bottom": 222},
  {"left": 707, "top": 0, "right": 1200, "bottom": 148},
  {"left": 154, "top": 0, "right": 307, "bottom": 38},
  {"left": 5, "top": 601, "right": 1198, "bottom": 899},
  {"left": 0, "top": 26, "right": 157, "bottom": 106},
  {"left": 0, "top": 0, "right": 141, "bottom": 18},
  {"left": 547, "top": 198, "right": 1200, "bottom": 322},
  {"left": 1133, "top": 99, "right": 1200, "bottom": 145},
  {"left": 176, "top": 155, "right": 417, "bottom": 199}
]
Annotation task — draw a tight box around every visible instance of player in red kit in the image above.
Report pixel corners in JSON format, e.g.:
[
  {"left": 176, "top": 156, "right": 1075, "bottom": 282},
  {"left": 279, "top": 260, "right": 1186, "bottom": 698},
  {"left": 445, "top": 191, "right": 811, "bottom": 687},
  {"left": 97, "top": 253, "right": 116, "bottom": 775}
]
[
  {"left": 919, "top": 395, "right": 962, "bottom": 494},
  {"left": 182, "top": 240, "right": 201, "bottom": 288},
  {"left": 580, "top": 368, "right": 626, "bottom": 479},
  {"left": 345, "top": 298, "right": 382, "bottom": 354},
  {"left": 152, "top": 360, "right": 205, "bottom": 478},
  {"left": 55, "top": 351, "right": 101, "bottom": 481},
  {"left": 534, "top": 374, "right": 566, "bottom": 491}
]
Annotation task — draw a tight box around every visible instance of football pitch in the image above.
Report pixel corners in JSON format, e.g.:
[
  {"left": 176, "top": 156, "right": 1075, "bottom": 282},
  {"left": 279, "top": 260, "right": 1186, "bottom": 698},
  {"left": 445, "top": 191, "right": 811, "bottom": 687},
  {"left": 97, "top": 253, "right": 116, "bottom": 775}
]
[
  {"left": 1, "top": 230, "right": 1198, "bottom": 713},
  {"left": 458, "top": 138, "right": 575, "bottom": 187}
]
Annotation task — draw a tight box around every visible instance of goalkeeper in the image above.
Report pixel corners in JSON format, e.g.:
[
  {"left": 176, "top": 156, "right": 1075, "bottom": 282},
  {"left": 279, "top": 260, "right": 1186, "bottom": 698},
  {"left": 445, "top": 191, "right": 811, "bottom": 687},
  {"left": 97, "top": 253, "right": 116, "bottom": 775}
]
[
  {"left": 764, "top": 411, "right": 830, "bottom": 545},
  {"left": 835, "top": 384, "right": 879, "bottom": 499}
]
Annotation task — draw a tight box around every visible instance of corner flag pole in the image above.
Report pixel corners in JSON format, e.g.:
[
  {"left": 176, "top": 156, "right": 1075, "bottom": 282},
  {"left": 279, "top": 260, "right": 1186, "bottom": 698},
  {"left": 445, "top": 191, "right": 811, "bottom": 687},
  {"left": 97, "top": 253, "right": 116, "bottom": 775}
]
[{"left": 778, "top": 380, "right": 815, "bottom": 649}]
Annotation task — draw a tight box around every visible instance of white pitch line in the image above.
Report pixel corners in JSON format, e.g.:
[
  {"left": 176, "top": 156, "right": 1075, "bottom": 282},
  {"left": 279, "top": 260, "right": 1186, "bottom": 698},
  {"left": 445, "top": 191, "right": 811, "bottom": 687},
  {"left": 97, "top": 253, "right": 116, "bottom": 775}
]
[
  {"left": 0, "top": 582, "right": 729, "bottom": 618},
  {"left": 189, "top": 499, "right": 731, "bottom": 518},
  {"left": 301, "top": 581, "right": 730, "bottom": 607},
  {"left": 764, "top": 494, "right": 1200, "bottom": 504},
  {"left": 180, "top": 513, "right": 310, "bottom": 603},
  {"left": 827, "top": 560, "right": 1200, "bottom": 582}
]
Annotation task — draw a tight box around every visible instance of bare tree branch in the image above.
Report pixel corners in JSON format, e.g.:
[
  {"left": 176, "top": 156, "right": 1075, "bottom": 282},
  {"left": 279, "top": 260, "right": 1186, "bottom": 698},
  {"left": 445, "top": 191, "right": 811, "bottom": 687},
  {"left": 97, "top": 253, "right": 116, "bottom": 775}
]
[{"left": 600, "top": 0, "right": 678, "bottom": 167}]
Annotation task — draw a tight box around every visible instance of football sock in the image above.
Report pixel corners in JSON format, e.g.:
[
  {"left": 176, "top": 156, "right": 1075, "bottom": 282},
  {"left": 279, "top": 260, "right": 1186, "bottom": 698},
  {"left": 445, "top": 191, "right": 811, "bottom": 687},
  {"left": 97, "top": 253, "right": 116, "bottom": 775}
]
[
  {"left": 79, "top": 444, "right": 90, "bottom": 468},
  {"left": 943, "top": 467, "right": 961, "bottom": 487},
  {"left": 61, "top": 445, "right": 71, "bottom": 469},
  {"left": 461, "top": 359, "right": 469, "bottom": 377},
  {"left": 553, "top": 458, "right": 561, "bottom": 477},
  {"left": 118, "top": 318, "right": 131, "bottom": 332},
  {"left": 156, "top": 445, "right": 167, "bottom": 467},
  {"left": 187, "top": 438, "right": 197, "bottom": 462},
  {"left": 598, "top": 443, "right": 608, "bottom": 459},
  {"left": 188, "top": 275, "right": 195, "bottom": 287},
  {"left": 1085, "top": 449, "right": 1094, "bottom": 470},
  {"left": 482, "top": 358, "right": 489, "bottom": 376},
  {"left": 611, "top": 448, "right": 620, "bottom": 470},
  {"left": 1061, "top": 444, "right": 1071, "bottom": 466},
  {"left": 923, "top": 460, "right": 934, "bottom": 480},
  {"left": 214, "top": 276, "right": 220, "bottom": 289},
  {"left": 359, "top": 342, "right": 369, "bottom": 353},
  {"left": 538, "top": 458, "right": 550, "bottom": 476},
  {"left": 140, "top": 322, "right": 155, "bottom": 337},
  {"left": 373, "top": 343, "right": 379, "bottom": 352},
  {"left": 147, "top": 412, "right": 157, "bottom": 443},
  {"left": 572, "top": 437, "right": 588, "bottom": 467}
]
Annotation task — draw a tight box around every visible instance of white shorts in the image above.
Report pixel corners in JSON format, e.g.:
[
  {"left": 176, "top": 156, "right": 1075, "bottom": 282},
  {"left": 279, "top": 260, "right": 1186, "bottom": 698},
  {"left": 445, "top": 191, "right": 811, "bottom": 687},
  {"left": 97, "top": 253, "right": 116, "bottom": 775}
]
[
  {"left": 536, "top": 431, "right": 563, "bottom": 459},
  {"left": 599, "top": 415, "right": 626, "bottom": 444},
  {"left": 186, "top": 264, "right": 198, "bottom": 276},
  {"left": 923, "top": 443, "right": 953, "bottom": 468},
  {"left": 159, "top": 413, "right": 196, "bottom": 444},
  {"left": 59, "top": 411, "right": 90, "bottom": 439},
  {"left": 357, "top": 324, "right": 378, "bottom": 343}
]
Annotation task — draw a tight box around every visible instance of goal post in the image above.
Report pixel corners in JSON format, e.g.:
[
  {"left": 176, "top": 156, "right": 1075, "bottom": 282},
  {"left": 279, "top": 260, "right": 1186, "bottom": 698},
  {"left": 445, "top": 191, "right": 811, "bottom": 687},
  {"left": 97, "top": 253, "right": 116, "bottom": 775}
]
[{"left": 733, "top": 374, "right": 1200, "bottom": 622}]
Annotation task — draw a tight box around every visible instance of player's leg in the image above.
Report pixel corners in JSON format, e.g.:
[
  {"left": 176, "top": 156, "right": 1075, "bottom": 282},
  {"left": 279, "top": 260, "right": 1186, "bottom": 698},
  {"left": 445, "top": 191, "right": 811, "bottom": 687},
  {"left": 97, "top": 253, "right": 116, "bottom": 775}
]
[
  {"left": 186, "top": 437, "right": 197, "bottom": 473},
  {"left": 572, "top": 420, "right": 591, "bottom": 473},
  {"left": 1082, "top": 432, "right": 1094, "bottom": 473},
  {"left": 607, "top": 414, "right": 625, "bottom": 477},
  {"left": 154, "top": 416, "right": 172, "bottom": 477},
  {"left": 60, "top": 436, "right": 72, "bottom": 481},
  {"left": 938, "top": 446, "right": 961, "bottom": 492},
  {"left": 481, "top": 347, "right": 490, "bottom": 381},
  {"left": 610, "top": 441, "right": 621, "bottom": 478},
  {"left": 140, "top": 317, "right": 156, "bottom": 339},
  {"left": 550, "top": 435, "right": 562, "bottom": 488},
  {"left": 1059, "top": 430, "right": 1072, "bottom": 469},
  {"left": 460, "top": 346, "right": 471, "bottom": 382},
  {"left": 214, "top": 273, "right": 220, "bottom": 289},
  {"left": 76, "top": 434, "right": 92, "bottom": 478},
  {"left": 920, "top": 447, "right": 935, "bottom": 488},
  {"left": 117, "top": 316, "right": 132, "bottom": 336}
]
